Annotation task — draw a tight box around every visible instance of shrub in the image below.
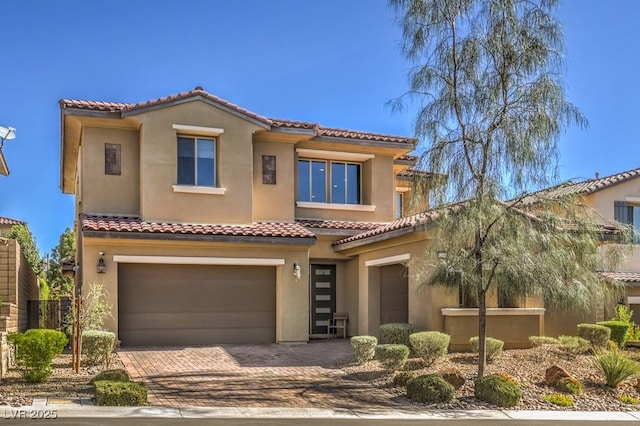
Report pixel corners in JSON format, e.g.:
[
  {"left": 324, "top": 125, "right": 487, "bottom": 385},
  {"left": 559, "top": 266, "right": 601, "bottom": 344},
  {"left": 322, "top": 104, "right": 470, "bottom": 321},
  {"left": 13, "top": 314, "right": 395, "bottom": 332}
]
[
  {"left": 379, "top": 323, "right": 419, "bottom": 345},
  {"left": 544, "top": 393, "right": 574, "bottom": 407},
  {"left": 597, "top": 321, "right": 630, "bottom": 348},
  {"left": 577, "top": 323, "right": 611, "bottom": 348},
  {"left": 406, "top": 374, "right": 455, "bottom": 404},
  {"left": 594, "top": 349, "right": 640, "bottom": 388},
  {"left": 528, "top": 336, "right": 559, "bottom": 347},
  {"left": 350, "top": 335, "right": 378, "bottom": 364},
  {"left": 94, "top": 380, "right": 147, "bottom": 406},
  {"left": 8, "top": 329, "right": 67, "bottom": 383},
  {"left": 375, "top": 344, "right": 410, "bottom": 371},
  {"left": 469, "top": 336, "right": 504, "bottom": 362},
  {"left": 393, "top": 371, "right": 416, "bottom": 387},
  {"left": 474, "top": 374, "right": 522, "bottom": 407},
  {"left": 619, "top": 395, "right": 640, "bottom": 405},
  {"left": 91, "top": 369, "right": 130, "bottom": 384},
  {"left": 556, "top": 377, "right": 583, "bottom": 395},
  {"left": 409, "top": 331, "right": 450, "bottom": 365},
  {"left": 612, "top": 304, "right": 634, "bottom": 323},
  {"left": 82, "top": 330, "right": 117, "bottom": 367},
  {"left": 558, "top": 335, "right": 590, "bottom": 355}
]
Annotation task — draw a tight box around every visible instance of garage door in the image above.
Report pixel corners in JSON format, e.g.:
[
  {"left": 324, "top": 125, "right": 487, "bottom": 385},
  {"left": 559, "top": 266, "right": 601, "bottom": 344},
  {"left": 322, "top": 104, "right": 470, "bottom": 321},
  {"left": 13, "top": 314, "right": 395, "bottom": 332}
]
[{"left": 118, "top": 263, "right": 276, "bottom": 346}]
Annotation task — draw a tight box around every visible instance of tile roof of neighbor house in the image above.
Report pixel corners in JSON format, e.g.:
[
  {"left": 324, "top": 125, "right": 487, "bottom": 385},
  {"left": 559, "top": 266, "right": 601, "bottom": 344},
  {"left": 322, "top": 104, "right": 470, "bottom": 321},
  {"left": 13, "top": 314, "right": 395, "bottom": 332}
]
[
  {"left": 600, "top": 271, "right": 640, "bottom": 283},
  {"left": 0, "top": 216, "right": 25, "bottom": 226},
  {"left": 61, "top": 88, "right": 416, "bottom": 146},
  {"left": 80, "top": 214, "right": 316, "bottom": 241}
]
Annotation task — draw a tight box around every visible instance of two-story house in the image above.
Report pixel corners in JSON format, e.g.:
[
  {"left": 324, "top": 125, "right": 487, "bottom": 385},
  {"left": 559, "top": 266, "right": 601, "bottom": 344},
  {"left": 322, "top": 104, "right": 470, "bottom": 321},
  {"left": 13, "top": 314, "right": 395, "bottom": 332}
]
[{"left": 60, "top": 87, "right": 440, "bottom": 346}]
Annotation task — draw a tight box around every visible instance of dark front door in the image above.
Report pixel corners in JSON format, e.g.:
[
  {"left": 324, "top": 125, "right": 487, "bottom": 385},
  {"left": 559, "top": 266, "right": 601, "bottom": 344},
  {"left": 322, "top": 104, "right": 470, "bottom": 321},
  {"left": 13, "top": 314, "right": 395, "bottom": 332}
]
[{"left": 310, "top": 264, "right": 336, "bottom": 334}]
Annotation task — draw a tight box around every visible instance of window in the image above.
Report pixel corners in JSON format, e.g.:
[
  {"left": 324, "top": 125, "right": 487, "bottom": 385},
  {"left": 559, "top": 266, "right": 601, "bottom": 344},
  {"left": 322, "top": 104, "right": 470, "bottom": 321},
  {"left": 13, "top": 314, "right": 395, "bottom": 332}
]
[
  {"left": 614, "top": 201, "right": 640, "bottom": 242},
  {"left": 177, "top": 136, "right": 215, "bottom": 186},
  {"left": 298, "top": 159, "right": 360, "bottom": 204},
  {"left": 395, "top": 192, "right": 403, "bottom": 219}
]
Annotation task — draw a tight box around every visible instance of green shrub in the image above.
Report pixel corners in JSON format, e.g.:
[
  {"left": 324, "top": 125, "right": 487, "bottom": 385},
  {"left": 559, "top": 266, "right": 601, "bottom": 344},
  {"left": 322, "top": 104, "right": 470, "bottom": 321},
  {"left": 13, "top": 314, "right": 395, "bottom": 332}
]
[
  {"left": 91, "top": 369, "right": 130, "bottom": 384},
  {"left": 558, "top": 335, "right": 590, "bottom": 355},
  {"left": 612, "top": 304, "right": 634, "bottom": 323},
  {"left": 393, "top": 371, "right": 416, "bottom": 387},
  {"left": 597, "top": 321, "right": 630, "bottom": 348},
  {"left": 82, "top": 330, "right": 116, "bottom": 367},
  {"left": 619, "top": 395, "right": 640, "bottom": 405},
  {"left": 556, "top": 377, "right": 583, "bottom": 395},
  {"left": 528, "top": 336, "right": 559, "bottom": 347},
  {"left": 474, "top": 374, "right": 522, "bottom": 407},
  {"left": 350, "top": 335, "right": 378, "bottom": 364},
  {"left": 577, "top": 323, "right": 611, "bottom": 348},
  {"left": 375, "top": 344, "right": 410, "bottom": 371},
  {"left": 544, "top": 393, "right": 574, "bottom": 407},
  {"left": 379, "top": 323, "right": 419, "bottom": 345},
  {"left": 406, "top": 374, "right": 455, "bottom": 404},
  {"left": 8, "top": 329, "right": 68, "bottom": 383},
  {"left": 594, "top": 349, "right": 640, "bottom": 388},
  {"left": 94, "top": 380, "right": 147, "bottom": 406},
  {"left": 469, "top": 336, "right": 504, "bottom": 362},
  {"left": 409, "top": 331, "right": 450, "bottom": 365}
]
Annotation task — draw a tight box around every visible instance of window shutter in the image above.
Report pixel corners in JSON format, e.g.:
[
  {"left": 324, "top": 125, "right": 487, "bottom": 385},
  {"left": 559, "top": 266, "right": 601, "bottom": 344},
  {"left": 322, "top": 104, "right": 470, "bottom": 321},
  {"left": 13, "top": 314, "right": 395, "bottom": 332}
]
[{"left": 614, "top": 201, "right": 632, "bottom": 224}]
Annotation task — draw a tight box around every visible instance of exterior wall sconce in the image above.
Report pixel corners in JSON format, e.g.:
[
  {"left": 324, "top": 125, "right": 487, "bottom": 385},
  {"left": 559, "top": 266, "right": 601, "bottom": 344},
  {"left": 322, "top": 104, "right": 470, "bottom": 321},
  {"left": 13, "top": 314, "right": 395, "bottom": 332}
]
[
  {"left": 97, "top": 252, "right": 106, "bottom": 274},
  {"left": 293, "top": 262, "right": 301, "bottom": 279}
]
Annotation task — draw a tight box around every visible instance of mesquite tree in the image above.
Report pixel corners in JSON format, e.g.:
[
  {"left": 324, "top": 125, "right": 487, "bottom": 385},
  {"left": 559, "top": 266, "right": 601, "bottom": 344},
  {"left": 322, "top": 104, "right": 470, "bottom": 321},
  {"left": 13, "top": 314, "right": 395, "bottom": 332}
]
[{"left": 390, "top": 0, "right": 626, "bottom": 376}]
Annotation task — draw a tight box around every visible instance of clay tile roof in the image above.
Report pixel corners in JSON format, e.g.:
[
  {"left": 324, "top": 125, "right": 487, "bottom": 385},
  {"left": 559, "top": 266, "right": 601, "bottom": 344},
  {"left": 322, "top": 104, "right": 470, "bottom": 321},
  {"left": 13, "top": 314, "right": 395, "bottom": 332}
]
[
  {"left": 0, "top": 216, "right": 25, "bottom": 226},
  {"left": 61, "top": 88, "right": 273, "bottom": 126},
  {"left": 600, "top": 271, "right": 640, "bottom": 283},
  {"left": 396, "top": 155, "right": 419, "bottom": 163},
  {"left": 296, "top": 219, "right": 384, "bottom": 231},
  {"left": 530, "top": 167, "right": 640, "bottom": 201},
  {"left": 80, "top": 214, "right": 316, "bottom": 240},
  {"left": 317, "top": 126, "right": 415, "bottom": 145},
  {"left": 270, "top": 119, "right": 415, "bottom": 145},
  {"left": 333, "top": 210, "right": 439, "bottom": 248}
]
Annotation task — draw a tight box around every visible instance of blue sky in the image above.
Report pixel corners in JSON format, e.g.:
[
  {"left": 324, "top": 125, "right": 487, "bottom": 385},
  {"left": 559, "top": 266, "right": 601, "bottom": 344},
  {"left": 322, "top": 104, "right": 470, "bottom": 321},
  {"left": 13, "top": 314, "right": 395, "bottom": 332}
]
[{"left": 0, "top": 0, "right": 638, "bottom": 255}]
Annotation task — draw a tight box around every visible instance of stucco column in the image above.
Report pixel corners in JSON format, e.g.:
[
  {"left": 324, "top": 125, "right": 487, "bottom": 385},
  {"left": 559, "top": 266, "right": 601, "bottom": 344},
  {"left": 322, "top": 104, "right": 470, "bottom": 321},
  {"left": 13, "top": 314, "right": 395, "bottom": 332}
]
[{"left": 358, "top": 264, "right": 381, "bottom": 337}]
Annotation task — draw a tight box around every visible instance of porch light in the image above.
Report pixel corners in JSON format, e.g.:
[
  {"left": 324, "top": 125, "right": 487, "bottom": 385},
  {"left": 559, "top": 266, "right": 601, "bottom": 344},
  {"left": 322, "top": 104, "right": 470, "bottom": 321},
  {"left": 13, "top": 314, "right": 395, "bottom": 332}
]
[
  {"left": 97, "top": 252, "right": 106, "bottom": 274},
  {"left": 293, "top": 262, "right": 301, "bottom": 279}
]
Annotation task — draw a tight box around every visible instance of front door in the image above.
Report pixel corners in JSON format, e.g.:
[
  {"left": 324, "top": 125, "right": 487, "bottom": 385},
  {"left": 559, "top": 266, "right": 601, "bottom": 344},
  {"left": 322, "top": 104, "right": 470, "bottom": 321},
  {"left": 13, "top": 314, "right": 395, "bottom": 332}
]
[{"left": 310, "top": 264, "right": 336, "bottom": 334}]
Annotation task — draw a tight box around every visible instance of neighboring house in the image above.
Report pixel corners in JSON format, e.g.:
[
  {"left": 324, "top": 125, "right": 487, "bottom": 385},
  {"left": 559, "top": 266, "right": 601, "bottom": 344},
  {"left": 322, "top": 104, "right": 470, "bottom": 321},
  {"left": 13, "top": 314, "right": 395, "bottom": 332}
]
[
  {"left": 60, "top": 88, "right": 425, "bottom": 346},
  {"left": 0, "top": 216, "right": 25, "bottom": 234}
]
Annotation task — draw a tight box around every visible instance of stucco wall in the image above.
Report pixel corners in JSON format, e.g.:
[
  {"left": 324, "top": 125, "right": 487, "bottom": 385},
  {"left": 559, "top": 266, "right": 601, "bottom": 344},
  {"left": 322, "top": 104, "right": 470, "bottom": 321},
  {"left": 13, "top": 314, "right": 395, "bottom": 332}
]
[
  {"left": 135, "top": 101, "right": 263, "bottom": 224},
  {"left": 81, "top": 127, "right": 140, "bottom": 215},
  {"left": 252, "top": 140, "right": 295, "bottom": 222}
]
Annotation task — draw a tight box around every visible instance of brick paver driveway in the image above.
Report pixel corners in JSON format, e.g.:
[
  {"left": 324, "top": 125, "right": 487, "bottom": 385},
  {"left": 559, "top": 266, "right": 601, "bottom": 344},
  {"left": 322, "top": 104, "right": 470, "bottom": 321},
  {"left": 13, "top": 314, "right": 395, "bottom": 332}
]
[{"left": 118, "top": 339, "right": 414, "bottom": 409}]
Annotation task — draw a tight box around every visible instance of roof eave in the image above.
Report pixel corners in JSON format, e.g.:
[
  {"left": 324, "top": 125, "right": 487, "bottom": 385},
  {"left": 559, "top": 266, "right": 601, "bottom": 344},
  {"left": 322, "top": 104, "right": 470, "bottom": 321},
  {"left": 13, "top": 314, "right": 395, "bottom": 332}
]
[{"left": 81, "top": 229, "right": 317, "bottom": 245}]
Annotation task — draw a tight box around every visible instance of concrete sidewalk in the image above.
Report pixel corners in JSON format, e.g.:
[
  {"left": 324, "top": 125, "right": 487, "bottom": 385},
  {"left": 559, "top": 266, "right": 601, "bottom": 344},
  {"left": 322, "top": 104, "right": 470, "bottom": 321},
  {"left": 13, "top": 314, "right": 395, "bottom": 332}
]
[{"left": 2, "top": 399, "right": 640, "bottom": 425}]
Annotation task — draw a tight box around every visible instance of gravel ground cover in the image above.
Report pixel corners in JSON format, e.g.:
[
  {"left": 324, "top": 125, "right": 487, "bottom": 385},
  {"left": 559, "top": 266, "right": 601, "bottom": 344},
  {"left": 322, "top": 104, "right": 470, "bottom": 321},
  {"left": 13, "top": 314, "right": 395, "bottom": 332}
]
[
  {"left": 0, "top": 352, "right": 124, "bottom": 407},
  {"left": 336, "top": 344, "right": 640, "bottom": 411}
]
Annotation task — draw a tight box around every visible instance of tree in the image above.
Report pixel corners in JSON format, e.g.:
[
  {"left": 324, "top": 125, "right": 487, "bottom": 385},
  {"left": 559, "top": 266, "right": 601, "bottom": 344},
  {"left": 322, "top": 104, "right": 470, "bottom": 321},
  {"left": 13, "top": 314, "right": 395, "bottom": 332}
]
[
  {"left": 390, "top": 0, "right": 627, "bottom": 376},
  {"left": 4, "top": 224, "right": 43, "bottom": 277},
  {"left": 45, "top": 228, "right": 75, "bottom": 297}
]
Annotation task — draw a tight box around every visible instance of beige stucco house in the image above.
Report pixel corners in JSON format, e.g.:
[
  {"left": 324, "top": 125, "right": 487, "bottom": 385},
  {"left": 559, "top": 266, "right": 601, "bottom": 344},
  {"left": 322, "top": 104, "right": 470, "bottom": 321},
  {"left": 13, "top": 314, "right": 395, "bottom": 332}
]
[
  {"left": 58, "top": 87, "right": 637, "bottom": 348},
  {"left": 59, "top": 88, "right": 434, "bottom": 346}
]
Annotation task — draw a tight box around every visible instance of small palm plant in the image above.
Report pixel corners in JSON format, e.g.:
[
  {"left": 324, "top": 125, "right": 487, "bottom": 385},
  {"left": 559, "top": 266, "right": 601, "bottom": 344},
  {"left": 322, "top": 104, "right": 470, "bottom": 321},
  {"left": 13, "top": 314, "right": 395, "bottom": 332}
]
[{"left": 594, "top": 350, "right": 640, "bottom": 388}]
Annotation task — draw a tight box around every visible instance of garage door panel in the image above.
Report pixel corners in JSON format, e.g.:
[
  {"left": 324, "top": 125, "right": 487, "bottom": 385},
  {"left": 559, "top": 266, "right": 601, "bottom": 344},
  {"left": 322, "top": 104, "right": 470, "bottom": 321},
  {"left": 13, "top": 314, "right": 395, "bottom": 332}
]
[{"left": 118, "top": 264, "right": 276, "bottom": 346}]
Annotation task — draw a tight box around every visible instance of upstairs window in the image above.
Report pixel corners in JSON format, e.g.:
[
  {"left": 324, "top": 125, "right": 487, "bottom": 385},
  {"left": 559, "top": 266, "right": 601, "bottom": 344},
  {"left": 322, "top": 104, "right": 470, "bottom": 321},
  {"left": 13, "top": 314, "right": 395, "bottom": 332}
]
[
  {"left": 177, "top": 136, "right": 215, "bottom": 186},
  {"left": 615, "top": 201, "right": 640, "bottom": 242},
  {"left": 298, "top": 159, "right": 360, "bottom": 204}
]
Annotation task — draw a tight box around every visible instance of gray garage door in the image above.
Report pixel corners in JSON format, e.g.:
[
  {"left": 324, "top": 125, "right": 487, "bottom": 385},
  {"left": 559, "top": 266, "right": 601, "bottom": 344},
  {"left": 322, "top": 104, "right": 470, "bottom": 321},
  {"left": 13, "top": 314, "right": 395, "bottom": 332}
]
[{"left": 118, "top": 263, "right": 276, "bottom": 346}]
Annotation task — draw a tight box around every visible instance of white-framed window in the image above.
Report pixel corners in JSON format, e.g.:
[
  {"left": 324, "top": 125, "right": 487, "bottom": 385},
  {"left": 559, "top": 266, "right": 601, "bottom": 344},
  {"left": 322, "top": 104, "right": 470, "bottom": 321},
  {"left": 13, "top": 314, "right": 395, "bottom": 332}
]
[
  {"left": 395, "top": 192, "right": 403, "bottom": 219},
  {"left": 614, "top": 201, "right": 640, "bottom": 242},
  {"left": 177, "top": 136, "right": 216, "bottom": 187},
  {"left": 298, "top": 159, "right": 361, "bottom": 204}
]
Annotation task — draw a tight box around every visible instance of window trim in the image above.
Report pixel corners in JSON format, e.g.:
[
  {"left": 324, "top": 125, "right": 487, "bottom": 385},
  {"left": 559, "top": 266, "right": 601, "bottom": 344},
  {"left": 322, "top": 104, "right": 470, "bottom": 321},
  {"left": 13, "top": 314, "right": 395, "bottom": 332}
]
[
  {"left": 172, "top": 124, "right": 224, "bottom": 137},
  {"left": 172, "top": 185, "right": 226, "bottom": 195},
  {"left": 296, "top": 148, "right": 374, "bottom": 162},
  {"left": 296, "top": 201, "right": 375, "bottom": 212}
]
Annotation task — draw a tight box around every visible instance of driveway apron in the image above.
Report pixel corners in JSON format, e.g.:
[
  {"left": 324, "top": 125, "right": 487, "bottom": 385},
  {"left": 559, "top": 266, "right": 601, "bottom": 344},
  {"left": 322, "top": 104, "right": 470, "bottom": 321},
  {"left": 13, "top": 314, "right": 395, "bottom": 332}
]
[{"left": 118, "top": 339, "right": 413, "bottom": 409}]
